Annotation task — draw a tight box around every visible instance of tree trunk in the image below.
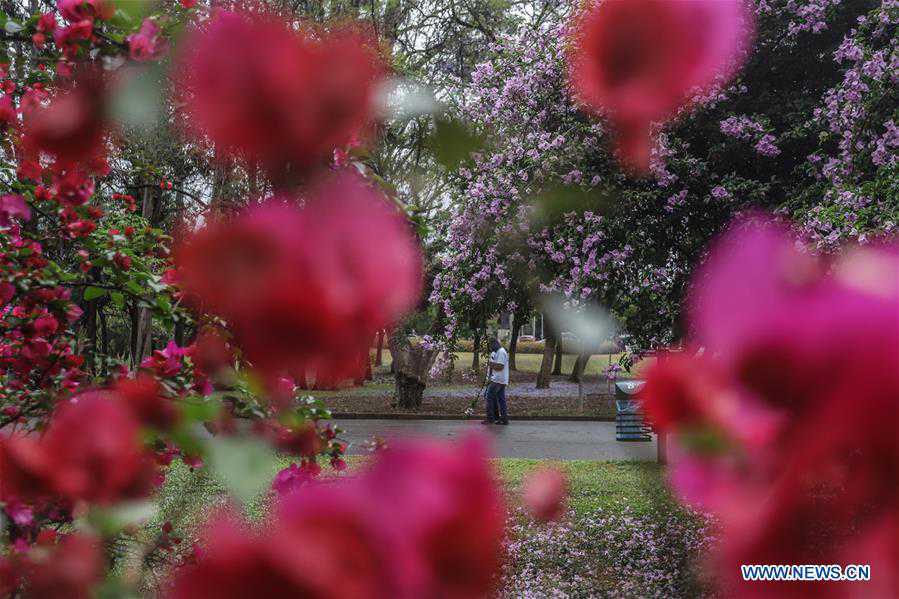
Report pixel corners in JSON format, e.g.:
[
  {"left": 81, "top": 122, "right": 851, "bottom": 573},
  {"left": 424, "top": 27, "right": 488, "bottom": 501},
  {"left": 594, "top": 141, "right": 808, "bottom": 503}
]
[
  {"left": 130, "top": 303, "right": 154, "bottom": 369},
  {"left": 174, "top": 320, "right": 186, "bottom": 347},
  {"left": 536, "top": 332, "right": 556, "bottom": 389},
  {"left": 395, "top": 373, "right": 426, "bottom": 409},
  {"left": 99, "top": 307, "right": 109, "bottom": 356},
  {"left": 130, "top": 184, "right": 156, "bottom": 367},
  {"left": 375, "top": 330, "right": 385, "bottom": 366},
  {"left": 508, "top": 316, "right": 522, "bottom": 371},
  {"left": 83, "top": 299, "right": 97, "bottom": 373},
  {"left": 569, "top": 352, "right": 591, "bottom": 383},
  {"left": 389, "top": 332, "right": 438, "bottom": 409},
  {"left": 552, "top": 340, "right": 563, "bottom": 375},
  {"left": 471, "top": 326, "right": 482, "bottom": 373}
]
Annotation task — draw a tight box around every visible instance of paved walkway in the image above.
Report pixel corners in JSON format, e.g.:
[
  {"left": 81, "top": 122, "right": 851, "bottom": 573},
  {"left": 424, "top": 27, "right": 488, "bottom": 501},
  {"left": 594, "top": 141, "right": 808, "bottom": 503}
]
[
  {"left": 333, "top": 419, "right": 657, "bottom": 461},
  {"left": 425, "top": 380, "right": 616, "bottom": 399}
]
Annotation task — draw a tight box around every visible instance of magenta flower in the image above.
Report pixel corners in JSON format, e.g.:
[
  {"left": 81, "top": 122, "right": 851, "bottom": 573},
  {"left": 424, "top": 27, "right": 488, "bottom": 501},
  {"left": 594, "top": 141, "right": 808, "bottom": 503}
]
[
  {"left": 569, "top": 0, "right": 753, "bottom": 172},
  {"left": 127, "top": 18, "right": 164, "bottom": 62},
  {"left": 643, "top": 215, "right": 899, "bottom": 594}
]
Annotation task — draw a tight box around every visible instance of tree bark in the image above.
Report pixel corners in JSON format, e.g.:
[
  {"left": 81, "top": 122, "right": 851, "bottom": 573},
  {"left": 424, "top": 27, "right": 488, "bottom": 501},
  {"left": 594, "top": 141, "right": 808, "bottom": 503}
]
[
  {"left": 536, "top": 331, "right": 556, "bottom": 389},
  {"left": 130, "top": 184, "right": 156, "bottom": 367},
  {"left": 83, "top": 299, "right": 97, "bottom": 373},
  {"left": 552, "top": 339, "right": 563, "bottom": 375},
  {"left": 375, "top": 330, "right": 384, "bottom": 366},
  {"left": 508, "top": 315, "right": 522, "bottom": 371},
  {"left": 471, "top": 326, "right": 482, "bottom": 373},
  {"left": 569, "top": 352, "right": 591, "bottom": 383},
  {"left": 388, "top": 332, "right": 438, "bottom": 409}
]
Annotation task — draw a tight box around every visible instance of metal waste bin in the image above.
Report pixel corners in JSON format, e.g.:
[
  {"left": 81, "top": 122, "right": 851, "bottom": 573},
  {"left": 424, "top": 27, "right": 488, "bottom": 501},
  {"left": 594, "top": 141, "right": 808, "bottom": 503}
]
[{"left": 615, "top": 380, "right": 651, "bottom": 442}]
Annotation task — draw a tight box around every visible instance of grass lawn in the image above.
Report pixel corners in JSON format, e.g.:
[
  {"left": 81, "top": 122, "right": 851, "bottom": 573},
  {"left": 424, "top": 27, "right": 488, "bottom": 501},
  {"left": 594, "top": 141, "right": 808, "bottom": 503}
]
[
  {"left": 371, "top": 349, "right": 649, "bottom": 378},
  {"left": 150, "top": 457, "right": 676, "bottom": 531},
  {"left": 132, "top": 457, "right": 706, "bottom": 597}
]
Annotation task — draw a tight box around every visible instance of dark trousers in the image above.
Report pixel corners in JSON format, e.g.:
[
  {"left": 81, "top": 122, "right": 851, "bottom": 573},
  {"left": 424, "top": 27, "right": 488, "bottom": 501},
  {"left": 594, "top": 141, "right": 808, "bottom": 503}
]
[{"left": 486, "top": 382, "right": 508, "bottom": 422}]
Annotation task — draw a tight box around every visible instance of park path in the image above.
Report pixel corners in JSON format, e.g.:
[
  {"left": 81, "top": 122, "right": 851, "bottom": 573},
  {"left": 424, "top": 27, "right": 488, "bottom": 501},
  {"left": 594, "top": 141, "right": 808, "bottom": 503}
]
[
  {"left": 332, "top": 419, "right": 657, "bottom": 461},
  {"left": 425, "top": 379, "right": 617, "bottom": 399}
]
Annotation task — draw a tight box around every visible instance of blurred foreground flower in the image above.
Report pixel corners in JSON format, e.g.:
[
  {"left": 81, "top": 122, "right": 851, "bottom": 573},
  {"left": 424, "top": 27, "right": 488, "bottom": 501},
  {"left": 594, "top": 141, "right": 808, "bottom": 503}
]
[
  {"left": 522, "top": 466, "right": 569, "bottom": 523},
  {"left": 643, "top": 215, "right": 899, "bottom": 596},
  {"left": 175, "top": 10, "right": 385, "bottom": 181},
  {"left": 569, "top": 0, "right": 753, "bottom": 172},
  {"left": 175, "top": 173, "right": 421, "bottom": 392},
  {"left": 169, "top": 434, "right": 505, "bottom": 599},
  {"left": 0, "top": 393, "right": 156, "bottom": 505},
  {"left": 20, "top": 66, "right": 110, "bottom": 171}
]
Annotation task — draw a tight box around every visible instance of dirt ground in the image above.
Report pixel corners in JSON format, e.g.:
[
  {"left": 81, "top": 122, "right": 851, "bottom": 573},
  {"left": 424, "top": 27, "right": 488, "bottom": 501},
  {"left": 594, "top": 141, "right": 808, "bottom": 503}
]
[{"left": 313, "top": 369, "right": 621, "bottom": 419}]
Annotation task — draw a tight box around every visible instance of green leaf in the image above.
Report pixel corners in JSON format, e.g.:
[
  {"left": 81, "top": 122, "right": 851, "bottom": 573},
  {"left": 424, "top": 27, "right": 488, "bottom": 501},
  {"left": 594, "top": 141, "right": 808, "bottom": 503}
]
[
  {"left": 112, "top": 1, "right": 152, "bottom": 23},
  {"left": 432, "top": 117, "right": 485, "bottom": 170},
  {"left": 180, "top": 398, "right": 222, "bottom": 423},
  {"left": 89, "top": 500, "right": 157, "bottom": 535},
  {"left": 205, "top": 436, "right": 279, "bottom": 505},
  {"left": 84, "top": 286, "right": 108, "bottom": 301},
  {"left": 156, "top": 295, "right": 172, "bottom": 314},
  {"left": 110, "top": 292, "right": 125, "bottom": 308}
]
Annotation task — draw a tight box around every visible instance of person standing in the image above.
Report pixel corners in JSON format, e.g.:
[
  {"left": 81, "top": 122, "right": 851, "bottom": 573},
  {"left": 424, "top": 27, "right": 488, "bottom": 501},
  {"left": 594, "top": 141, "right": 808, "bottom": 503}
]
[{"left": 481, "top": 337, "right": 510, "bottom": 425}]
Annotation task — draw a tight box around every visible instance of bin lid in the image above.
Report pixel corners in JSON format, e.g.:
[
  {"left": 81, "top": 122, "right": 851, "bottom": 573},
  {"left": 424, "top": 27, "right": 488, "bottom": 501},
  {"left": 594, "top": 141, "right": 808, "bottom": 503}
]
[{"left": 614, "top": 380, "right": 646, "bottom": 395}]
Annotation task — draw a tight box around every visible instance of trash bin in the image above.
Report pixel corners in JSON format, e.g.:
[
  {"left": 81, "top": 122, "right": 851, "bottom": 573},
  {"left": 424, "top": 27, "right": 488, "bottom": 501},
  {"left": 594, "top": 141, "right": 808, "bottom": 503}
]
[{"left": 615, "top": 380, "right": 651, "bottom": 442}]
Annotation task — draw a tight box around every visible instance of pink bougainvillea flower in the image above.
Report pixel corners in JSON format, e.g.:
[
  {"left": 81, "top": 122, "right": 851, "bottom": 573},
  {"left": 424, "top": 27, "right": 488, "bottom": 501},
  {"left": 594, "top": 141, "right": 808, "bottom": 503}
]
[
  {"left": 362, "top": 433, "right": 506, "bottom": 598},
  {"left": 569, "top": 0, "right": 753, "bottom": 172},
  {"left": 171, "top": 435, "right": 503, "bottom": 598},
  {"left": 0, "top": 434, "right": 56, "bottom": 502},
  {"left": 0, "top": 95, "right": 16, "bottom": 131},
  {"left": 645, "top": 215, "right": 899, "bottom": 596},
  {"left": 36, "top": 12, "right": 57, "bottom": 34},
  {"left": 641, "top": 351, "right": 781, "bottom": 449},
  {"left": 58, "top": 0, "right": 113, "bottom": 23},
  {"left": 141, "top": 340, "right": 185, "bottom": 377},
  {"left": 270, "top": 462, "right": 318, "bottom": 497},
  {"left": 522, "top": 466, "right": 569, "bottom": 522},
  {"left": 21, "top": 532, "right": 103, "bottom": 599},
  {"left": 0, "top": 194, "right": 31, "bottom": 226},
  {"left": 116, "top": 375, "right": 178, "bottom": 430},
  {"left": 41, "top": 393, "right": 156, "bottom": 504},
  {"left": 174, "top": 10, "right": 386, "bottom": 179},
  {"left": 168, "top": 494, "right": 403, "bottom": 599},
  {"left": 53, "top": 19, "right": 94, "bottom": 59},
  {"left": 175, "top": 173, "right": 421, "bottom": 388},
  {"left": 20, "top": 67, "right": 109, "bottom": 169},
  {"left": 0, "top": 281, "right": 15, "bottom": 306},
  {"left": 127, "top": 18, "right": 164, "bottom": 62}
]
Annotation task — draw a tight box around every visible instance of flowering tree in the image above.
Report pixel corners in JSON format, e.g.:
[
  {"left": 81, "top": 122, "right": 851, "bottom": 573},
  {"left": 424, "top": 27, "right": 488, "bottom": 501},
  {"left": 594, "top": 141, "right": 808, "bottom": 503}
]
[
  {"left": 0, "top": 2, "right": 471, "bottom": 595},
  {"left": 0, "top": 0, "right": 896, "bottom": 597},
  {"left": 434, "top": 0, "right": 897, "bottom": 361}
]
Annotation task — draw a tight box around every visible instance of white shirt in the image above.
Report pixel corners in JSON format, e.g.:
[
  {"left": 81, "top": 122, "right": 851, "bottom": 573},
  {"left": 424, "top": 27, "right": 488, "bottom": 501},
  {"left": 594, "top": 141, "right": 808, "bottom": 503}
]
[{"left": 489, "top": 347, "right": 509, "bottom": 385}]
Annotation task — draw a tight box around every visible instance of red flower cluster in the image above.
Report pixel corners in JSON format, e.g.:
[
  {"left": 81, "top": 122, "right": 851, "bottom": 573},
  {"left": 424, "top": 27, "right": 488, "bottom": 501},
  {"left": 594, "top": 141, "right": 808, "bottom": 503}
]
[
  {"left": 19, "top": 66, "right": 110, "bottom": 170},
  {"left": 0, "top": 393, "right": 156, "bottom": 506},
  {"left": 569, "top": 0, "right": 753, "bottom": 172},
  {"left": 642, "top": 216, "right": 899, "bottom": 595},
  {"left": 127, "top": 18, "right": 164, "bottom": 62},
  {"left": 54, "top": 0, "right": 112, "bottom": 59},
  {"left": 21, "top": 532, "right": 103, "bottom": 599},
  {"left": 175, "top": 173, "right": 421, "bottom": 390},
  {"left": 169, "top": 434, "right": 506, "bottom": 599},
  {"left": 175, "top": 10, "right": 386, "bottom": 179}
]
